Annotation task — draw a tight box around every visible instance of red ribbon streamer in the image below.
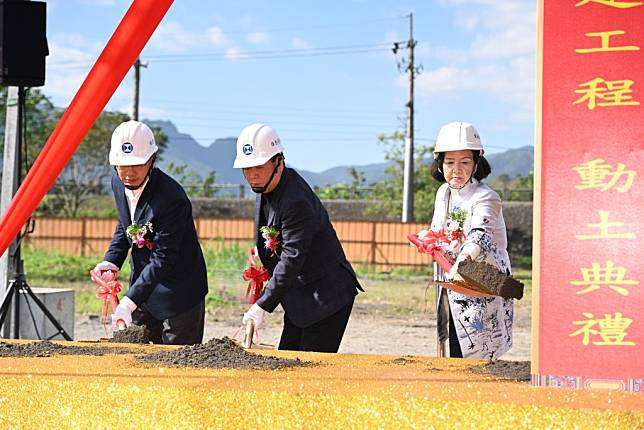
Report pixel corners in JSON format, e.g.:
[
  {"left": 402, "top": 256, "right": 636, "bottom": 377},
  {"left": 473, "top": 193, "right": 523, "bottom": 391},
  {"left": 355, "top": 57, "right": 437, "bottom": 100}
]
[
  {"left": 242, "top": 248, "right": 269, "bottom": 305},
  {"left": 407, "top": 231, "right": 456, "bottom": 272},
  {"left": 90, "top": 270, "right": 122, "bottom": 324}
]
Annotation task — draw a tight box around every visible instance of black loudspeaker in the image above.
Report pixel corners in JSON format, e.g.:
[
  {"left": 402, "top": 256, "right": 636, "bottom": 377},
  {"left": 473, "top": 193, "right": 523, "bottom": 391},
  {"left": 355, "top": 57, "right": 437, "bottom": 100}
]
[{"left": 0, "top": 0, "right": 48, "bottom": 87}]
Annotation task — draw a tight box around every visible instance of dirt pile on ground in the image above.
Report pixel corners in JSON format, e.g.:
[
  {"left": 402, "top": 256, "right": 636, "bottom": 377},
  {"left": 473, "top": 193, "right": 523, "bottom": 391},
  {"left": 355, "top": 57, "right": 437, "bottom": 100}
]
[
  {"left": 110, "top": 325, "right": 151, "bottom": 344},
  {"left": 468, "top": 360, "right": 531, "bottom": 381},
  {"left": 140, "top": 337, "right": 306, "bottom": 370},
  {"left": 0, "top": 340, "right": 128, "bottom": 357}
]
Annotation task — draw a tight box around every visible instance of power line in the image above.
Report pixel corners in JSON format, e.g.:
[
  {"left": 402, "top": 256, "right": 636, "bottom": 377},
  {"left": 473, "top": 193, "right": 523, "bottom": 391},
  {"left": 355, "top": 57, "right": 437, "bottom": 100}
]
[
  {"left": 207, "top": 15, "right": 407, "bottom": 35},
  {"left": 47, "top": 43, "right": 396, "bottom": 69},
  {"left": 143, "top": 98, "right": 404, "bottom": 118},
  {"left": 144, "top": 42, "right": 394, "bottom": 60}
]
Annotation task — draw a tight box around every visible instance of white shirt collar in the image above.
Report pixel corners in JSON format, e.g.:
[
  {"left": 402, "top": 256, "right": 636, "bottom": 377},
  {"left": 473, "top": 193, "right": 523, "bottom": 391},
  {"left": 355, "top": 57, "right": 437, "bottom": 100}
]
[{"left": 124, "top": 177, "right": 149, "bottom": 223}]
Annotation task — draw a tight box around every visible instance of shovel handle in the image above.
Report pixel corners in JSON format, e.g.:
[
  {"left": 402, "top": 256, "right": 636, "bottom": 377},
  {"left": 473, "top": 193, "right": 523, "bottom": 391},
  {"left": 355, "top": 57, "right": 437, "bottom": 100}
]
[{"left": 243, "top": 319, "right": 255, "bottom": 349}]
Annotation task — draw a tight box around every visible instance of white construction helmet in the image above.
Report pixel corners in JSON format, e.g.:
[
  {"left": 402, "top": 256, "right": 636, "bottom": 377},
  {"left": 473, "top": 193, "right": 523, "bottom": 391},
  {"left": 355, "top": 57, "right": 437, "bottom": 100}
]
[
  {"left": 233, "top": 123, "right": 284, "bottom": 169},
  {"left": 433, "top": 121, "right": 484, "bottom": 158},
  {"left": 109, "top": 120, "right": 158, "bottom": 166}
]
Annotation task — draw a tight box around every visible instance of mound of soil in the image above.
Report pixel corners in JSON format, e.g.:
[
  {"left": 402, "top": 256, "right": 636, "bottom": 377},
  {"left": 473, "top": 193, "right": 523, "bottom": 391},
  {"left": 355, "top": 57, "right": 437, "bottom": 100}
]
[
  {"left": 111, "top": 325, "right": 151, "bottom": 344},
  {"left": 0, "top": 340, "right": 129, "bottom": 357},
  {"left": 140, "top": 337, "right": 306, "bottom": 370},
  {"left": 468, "top": 360, "right": 530, "bottom": 381},
  {"left": 457, "top": 258, "right": 524, "bottom": 299}
]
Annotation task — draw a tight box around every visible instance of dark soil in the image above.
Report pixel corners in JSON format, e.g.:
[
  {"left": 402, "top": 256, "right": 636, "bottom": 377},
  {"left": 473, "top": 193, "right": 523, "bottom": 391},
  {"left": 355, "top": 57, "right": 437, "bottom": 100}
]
[
  {"left": 110, "top": 325, "right": 151, "bottom": 344},
  {"left": 468, "top": 360, "right": 531, "bottom": 381},
  {"left": 139, "top": 337, "right": 307, "bottom": 370},
  {"left": 457, "top": 258, "right": 524, "bottom": 299},
  {"left": 0, "top": 340, "right": 130, "bottom": 357}
]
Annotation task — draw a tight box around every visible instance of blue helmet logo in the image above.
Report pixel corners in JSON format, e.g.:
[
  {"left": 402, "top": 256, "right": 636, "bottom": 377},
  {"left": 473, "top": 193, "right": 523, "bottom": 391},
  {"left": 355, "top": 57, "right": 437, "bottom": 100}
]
[
  {"left": 242, "top": 144, "right": 253, "bottom": 155},
  {"left": 122, "top": 142, "right": 134, "bottom": 154}
]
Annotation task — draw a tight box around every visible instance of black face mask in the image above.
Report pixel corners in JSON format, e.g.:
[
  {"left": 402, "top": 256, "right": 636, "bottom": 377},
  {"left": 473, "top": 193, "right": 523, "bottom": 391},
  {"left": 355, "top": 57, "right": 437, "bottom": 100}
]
[{"left": 251, "top": 159, "right": 282, "bottom": 194}]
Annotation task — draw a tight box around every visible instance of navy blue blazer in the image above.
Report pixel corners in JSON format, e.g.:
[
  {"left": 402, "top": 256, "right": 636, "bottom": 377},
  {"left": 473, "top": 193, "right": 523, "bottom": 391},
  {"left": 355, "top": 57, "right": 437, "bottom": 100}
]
[
  {"left": 255, "top": 168, "right": 363, "bottom": 328},
  {"left": 104, "top": 168, "right": 208, "bottom": 320}
]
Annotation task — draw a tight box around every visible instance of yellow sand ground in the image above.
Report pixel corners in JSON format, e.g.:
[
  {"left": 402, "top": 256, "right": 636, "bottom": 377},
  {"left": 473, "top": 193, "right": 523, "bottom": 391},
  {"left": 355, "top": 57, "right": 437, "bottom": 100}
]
[{"left": 0, "top": 340, "right": 641, "bottom": 429}]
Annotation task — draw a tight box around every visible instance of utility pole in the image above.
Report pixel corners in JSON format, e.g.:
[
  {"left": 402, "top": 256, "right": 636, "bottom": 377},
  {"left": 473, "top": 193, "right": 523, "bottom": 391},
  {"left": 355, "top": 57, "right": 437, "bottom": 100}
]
[
  {"left": 0, "top": 87, "right": 24, "bottom": 337},
  {"left": 132, "top": 57, "right": 147, "bottom": 120},
  {"left": 397, "top": 13, "right": 418, "bottom": 223}
]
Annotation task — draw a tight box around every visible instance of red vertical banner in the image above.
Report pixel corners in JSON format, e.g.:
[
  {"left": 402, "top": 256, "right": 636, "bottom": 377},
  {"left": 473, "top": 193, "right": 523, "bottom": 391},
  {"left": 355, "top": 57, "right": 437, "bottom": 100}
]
[{"left": 533, "top": 0, "right": 644, "bottom": 392}]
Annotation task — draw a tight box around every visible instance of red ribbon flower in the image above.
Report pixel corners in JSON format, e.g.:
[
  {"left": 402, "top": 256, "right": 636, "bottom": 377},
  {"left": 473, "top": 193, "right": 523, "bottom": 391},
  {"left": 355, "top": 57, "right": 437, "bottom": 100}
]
[
  {"left": 242, "top": 247, "right": 269, "bottom": 304},
  {"left": 407, "top": 229, "right": 456, "bottom": 272},
  {"left": 260, "top": 226, "right": 280, "bottom": 257},
  {"left": 90, "top": 269, "right": 122, "bottom": 326}
]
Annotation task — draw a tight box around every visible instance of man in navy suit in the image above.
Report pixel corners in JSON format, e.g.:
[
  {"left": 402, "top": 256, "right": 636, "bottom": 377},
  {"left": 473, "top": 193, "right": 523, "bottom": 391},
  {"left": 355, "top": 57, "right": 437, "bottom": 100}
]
[
  {"left": 93, "top": 120, "right": 208, "bottom": 345},
  {"left": 233, "top": 124, "right": 363, "bottom": 352}
]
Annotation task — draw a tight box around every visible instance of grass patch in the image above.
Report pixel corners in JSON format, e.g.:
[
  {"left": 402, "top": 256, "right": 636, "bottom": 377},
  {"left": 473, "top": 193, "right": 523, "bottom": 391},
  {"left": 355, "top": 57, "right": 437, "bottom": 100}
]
[
  {"left": 356, "top": 276, "right": 437, "bottom": 316},
  {"left": 22, "top": 246, "right": 130, "bottom": 282},
  {"left": 19, "top": 245, "right": 533, "bottom": 318}
]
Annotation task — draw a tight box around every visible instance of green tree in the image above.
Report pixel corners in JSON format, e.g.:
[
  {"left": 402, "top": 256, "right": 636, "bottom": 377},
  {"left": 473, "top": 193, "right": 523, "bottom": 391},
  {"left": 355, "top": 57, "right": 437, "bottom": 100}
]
[
  {"left": 0, "top": 87, "right": 58, "bottom": 178},
  {"left": 51, "top": 110, "right": 130, "bottom": 216},
  {"left": 508, "top": 171, "right": 533, "bottom": 201},
  {"left": 316, "top": 166, "right": 369, "bottom": 200},
  {"left": 165, "top": 163, "right": 217, "bottom": 198},
  {"left": 365, "top": 131, "right": 439, "bottom": 222}
]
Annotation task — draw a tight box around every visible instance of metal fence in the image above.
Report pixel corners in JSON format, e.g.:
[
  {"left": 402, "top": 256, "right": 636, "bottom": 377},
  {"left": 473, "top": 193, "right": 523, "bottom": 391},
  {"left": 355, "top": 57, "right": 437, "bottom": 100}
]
[{"left": 23, "top": 217, "right": 433, "bottom": 271}]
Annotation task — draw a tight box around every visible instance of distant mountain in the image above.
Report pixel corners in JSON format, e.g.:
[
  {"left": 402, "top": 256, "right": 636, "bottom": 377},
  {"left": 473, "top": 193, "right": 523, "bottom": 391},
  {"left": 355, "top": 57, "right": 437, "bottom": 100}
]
[
  {"left": 485, "top": 146, "right": 534, "bottom": 181},
  {"left": 149, "top": 120, "right": 533, "bottom": 187}
]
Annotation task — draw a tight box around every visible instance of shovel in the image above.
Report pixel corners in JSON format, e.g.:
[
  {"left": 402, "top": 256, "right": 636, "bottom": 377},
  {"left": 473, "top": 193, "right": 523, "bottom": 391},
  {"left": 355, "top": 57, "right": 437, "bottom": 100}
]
[{"left": 231, "top": 319, "right": 275, "bottom": 350}]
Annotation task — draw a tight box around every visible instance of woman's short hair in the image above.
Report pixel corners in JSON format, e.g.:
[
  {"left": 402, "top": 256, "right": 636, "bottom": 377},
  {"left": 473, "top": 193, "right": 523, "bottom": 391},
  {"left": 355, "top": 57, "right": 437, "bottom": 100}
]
[{"left": 429, "top": 151, "right": 492, "bottom": 183}]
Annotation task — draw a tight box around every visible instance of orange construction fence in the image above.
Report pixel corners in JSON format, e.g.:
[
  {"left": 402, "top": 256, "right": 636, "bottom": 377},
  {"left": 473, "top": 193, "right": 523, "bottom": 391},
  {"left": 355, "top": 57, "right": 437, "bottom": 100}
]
[{"left": 23, "top": 217, "right": 431, "bottom": 271}]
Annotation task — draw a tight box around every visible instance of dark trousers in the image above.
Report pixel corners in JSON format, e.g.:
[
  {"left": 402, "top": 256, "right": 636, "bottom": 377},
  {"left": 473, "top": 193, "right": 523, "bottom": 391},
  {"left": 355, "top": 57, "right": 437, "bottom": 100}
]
[
  {"left": 278, "top": 298, "right": 354, "bottom": 353},
  {"left": 448, "top": 307, "right": 463, "bottom": 358},
  {"left": 437, "top": 288, "right": 463, "bottom": 358},
  {"left": 132, "top": 298, "right": 205, "bottom": 345}
]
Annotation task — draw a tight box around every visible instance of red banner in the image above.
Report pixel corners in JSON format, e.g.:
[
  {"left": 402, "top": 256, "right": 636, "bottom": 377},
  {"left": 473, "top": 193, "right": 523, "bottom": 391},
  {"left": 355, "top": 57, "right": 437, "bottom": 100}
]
[{"left": 533, "top": 0, "right": 644, "bottom": 392}]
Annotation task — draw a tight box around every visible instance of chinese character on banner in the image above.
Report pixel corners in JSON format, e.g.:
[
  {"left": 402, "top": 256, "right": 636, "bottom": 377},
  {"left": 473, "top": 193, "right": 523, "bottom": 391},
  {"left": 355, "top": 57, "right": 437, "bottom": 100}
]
[
  {"left": 573, "top": 78, "right": 640, "bottom": 109},
  {"left": 570, "top": 312, "right": 637, "bottom": 346},
  {"left": 536, "top": 0, "right": 643, "bottom": 392},
  {"left": 573, "top": 159, "right": 636, "bottom": 192},
  {"left": 575, "top": 0, "right": 643, "bottom": 8},
  {"left": 575, "top": 30, "right": 640, "bottom": 53},
  {"left": 570, "top": 261, "right": 639, "bottom": 295},
  {"left": 575, "top": 210, "right": 637, "bottom": 240}
]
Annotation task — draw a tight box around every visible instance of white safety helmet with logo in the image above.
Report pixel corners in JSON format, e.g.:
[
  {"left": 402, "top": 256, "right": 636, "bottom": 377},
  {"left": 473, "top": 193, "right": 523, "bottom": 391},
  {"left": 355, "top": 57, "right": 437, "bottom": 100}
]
[
  {"left": 433, "top": 121, "right": 484, "bottom": 159},
  {"left": 233, "top": 123, "right": 285, "bottom": 169},
  {"left": 109, "top": 120, "right": 158, "bottom": 166}
]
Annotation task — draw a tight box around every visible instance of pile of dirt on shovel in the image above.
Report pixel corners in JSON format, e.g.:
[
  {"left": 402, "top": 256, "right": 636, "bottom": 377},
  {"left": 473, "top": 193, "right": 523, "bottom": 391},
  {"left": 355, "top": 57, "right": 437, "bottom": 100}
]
[
  {"left": 140, "top": 337, "right": 306, "bottom": 370},
  {"left": 0, "top": 340, "right": 130, "bottom": 357}
]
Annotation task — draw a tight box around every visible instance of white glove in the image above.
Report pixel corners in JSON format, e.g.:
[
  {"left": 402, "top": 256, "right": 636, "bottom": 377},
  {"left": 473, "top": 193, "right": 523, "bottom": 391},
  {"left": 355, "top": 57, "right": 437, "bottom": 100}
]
[
  {"left": 242, "top": 303, "right": 266, "bottom": 330},
  {"left": 111, "top": 296, "right": 137, "bottom": 329},
  {"left": 93, "top": 260, "right": 119, "bottom": 276},
  {"left": 447, "top": 253, "right": 470, "bottom": 281}
]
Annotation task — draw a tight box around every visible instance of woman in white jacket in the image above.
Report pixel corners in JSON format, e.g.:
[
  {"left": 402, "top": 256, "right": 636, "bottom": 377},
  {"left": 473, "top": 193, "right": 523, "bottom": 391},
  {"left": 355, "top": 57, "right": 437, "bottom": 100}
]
[{"left": 430, "top": 122, "right": 513, "bottom": 359}]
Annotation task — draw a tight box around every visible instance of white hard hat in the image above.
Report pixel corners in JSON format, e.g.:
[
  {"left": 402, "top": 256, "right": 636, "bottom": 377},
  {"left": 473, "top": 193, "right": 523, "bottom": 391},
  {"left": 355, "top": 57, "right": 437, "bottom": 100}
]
[
  {"left": 233, "top": 123, "right": 284, "bottom": 169},
  {"left": 433, "top": 122, "right": 484, "bottom": 158},
  {"left": 109, "top": 120, "right": 158, "bottom": 166}
]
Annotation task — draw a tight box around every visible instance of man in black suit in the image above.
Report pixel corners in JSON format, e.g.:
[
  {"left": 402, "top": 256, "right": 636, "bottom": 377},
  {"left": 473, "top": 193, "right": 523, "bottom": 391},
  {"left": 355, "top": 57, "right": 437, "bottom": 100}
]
[
  {"left": 93, "top": 120, "right": 208, "bottom": 345},
  {"left": 233, "top": 123, "right": 363, "bottom": 352}
]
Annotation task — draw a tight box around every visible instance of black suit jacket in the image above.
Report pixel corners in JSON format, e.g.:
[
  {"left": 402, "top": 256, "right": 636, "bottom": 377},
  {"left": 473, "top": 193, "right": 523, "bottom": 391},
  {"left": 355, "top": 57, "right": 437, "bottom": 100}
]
[
  {"left": 255, "top": 168, "right": 363, "bottom": 328},
  {"left": 104, "top": 168, "right": 208, "bottom": 320}
]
